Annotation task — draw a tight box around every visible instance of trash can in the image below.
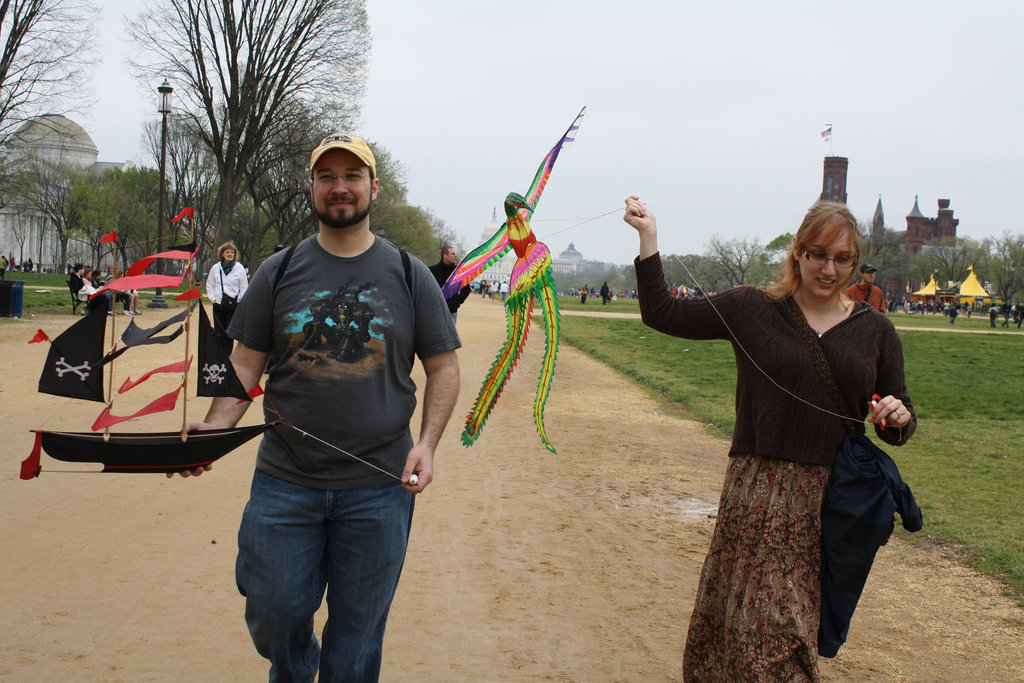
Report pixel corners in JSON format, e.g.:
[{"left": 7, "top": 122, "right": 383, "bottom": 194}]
[{"left": 0, "top": 279, "right": 25, "bottom": 317}]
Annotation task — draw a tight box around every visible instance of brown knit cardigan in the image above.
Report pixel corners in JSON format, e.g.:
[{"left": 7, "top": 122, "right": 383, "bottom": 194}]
[{"left": 635, "top": 253, "right": 916, "bottom": 467}]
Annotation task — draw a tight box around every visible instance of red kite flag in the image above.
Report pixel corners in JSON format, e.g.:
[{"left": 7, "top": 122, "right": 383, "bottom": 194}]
[
  {"left": 91, "top": 385, "right": 182, "bottom": 431},
  {"left": 29, "top": 329, "right": 50, "bottom": 344},
  {"left": 99, "top": 231, "right": 118, "bottom": 243},
  {"left": 172, "top": 207, "right": 194, "bottom": 223},
  {"left": 175, "top": 287, "right": 203, "bottom": 301}
]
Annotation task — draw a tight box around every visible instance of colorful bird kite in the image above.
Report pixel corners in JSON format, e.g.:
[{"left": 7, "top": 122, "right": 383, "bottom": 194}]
[{"left": 443, "top": 107, "right": 585, "bottom": 453}]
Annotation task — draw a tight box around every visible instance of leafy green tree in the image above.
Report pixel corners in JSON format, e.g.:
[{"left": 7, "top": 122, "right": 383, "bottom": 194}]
[
  {"left": 705, "top": 235, "right": 768, "bottom": 287},
  {"left": 109, "top": 167, "right": 160, "bottom": 270},
  {"left": 73, "top": 170, "right": 117, "bottom": 266},
  {"left": 10, "top": 157, "right": 84, "bottom": 269},
  {"left": 986, "top": 232, "right": 1024, "bottom": 303}
]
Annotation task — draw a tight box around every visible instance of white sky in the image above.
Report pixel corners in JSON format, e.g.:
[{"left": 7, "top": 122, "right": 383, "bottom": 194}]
[{"left": 89, "top": 0, "right": 1023, "bottom": 265}]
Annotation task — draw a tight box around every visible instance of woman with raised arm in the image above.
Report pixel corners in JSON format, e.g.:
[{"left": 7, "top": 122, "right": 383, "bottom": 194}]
[{"left": 624, "top": 196, "right": 916, "bottom": 680}]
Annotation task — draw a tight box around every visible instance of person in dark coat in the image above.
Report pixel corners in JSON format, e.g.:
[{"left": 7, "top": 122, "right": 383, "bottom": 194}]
[{"left": 428, "top": 245, "right": 471, "bottom": 324}]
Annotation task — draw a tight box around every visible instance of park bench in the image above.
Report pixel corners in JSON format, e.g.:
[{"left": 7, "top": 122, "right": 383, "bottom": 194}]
[{"left": 67, "top": 279, "right": 83, "bottom": 315}]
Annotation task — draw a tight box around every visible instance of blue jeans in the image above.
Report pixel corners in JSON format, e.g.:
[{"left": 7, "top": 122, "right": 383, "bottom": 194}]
[{"left": 236, "top": 469, "right": 415, "bottom": 682}]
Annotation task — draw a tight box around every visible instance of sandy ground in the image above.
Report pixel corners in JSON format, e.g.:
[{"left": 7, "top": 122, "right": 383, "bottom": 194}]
[{"left": 2, "top": 297, "right": 1023, "bottom": 681}]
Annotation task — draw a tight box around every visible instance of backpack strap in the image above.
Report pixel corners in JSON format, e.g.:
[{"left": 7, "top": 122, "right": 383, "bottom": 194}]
[
  {"left": 271, "top": 244, "right": 297, "bottom": 300},
  {"left": 399, "top": 247, "right": 413, "bottom": 296}
]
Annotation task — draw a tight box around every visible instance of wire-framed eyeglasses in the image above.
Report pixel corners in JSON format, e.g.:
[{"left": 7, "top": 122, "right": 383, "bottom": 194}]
[
  {"left": 314, "top": 172, "right": 370, "bottom": 186},
  {"left": 802, "top": 246, "right": 856, "bottom": 269}
]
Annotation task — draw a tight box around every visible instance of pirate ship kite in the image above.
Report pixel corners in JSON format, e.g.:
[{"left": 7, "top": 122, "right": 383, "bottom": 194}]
[{"left": 21, "top": 212, "right": 270, "bottom": 478}]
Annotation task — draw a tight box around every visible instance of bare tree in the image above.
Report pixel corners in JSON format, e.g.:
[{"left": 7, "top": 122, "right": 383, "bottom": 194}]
[
  {"left": 127, "top": 0, "right": 369, "bottom": 249},
  {"left": 0, "top": 0, "right": 97, "bottom": 148},
  {"left": 144, "top": 117, "right": 220, "bottom": 261},
  {"left": 705, "top": 235, "right": 767, "bottom": 287},
  {"left": 924, "top": 236, "right": 987, "bottom": 288}
]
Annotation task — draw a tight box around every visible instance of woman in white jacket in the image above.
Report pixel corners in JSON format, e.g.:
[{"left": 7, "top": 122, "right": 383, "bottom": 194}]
[{"left": 205, "top": 241, "right": 248, "bottom": 354}]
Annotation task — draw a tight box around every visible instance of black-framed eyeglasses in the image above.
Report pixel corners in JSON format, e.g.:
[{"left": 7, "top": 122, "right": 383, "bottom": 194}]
[{"left": 802, "top": 246, "right": 856, "bottom": 269}]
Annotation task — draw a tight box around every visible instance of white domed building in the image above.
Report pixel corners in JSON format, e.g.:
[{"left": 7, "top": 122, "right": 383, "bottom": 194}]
[{"left": 0, "top": 114, "right": 131, "bottom": 271}]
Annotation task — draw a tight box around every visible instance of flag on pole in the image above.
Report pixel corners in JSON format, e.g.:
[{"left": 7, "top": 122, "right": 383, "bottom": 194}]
[
  {"left": 821, "top": 126, "right": 832, "bottom": 140},
  {"left": 172, "top": 207, "right": 194, "bottom": 223},
  {"left": 99, "top": 231, "right": 118, "bottom": 243}
]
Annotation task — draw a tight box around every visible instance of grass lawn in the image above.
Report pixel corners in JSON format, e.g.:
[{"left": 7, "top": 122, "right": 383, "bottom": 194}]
[
  {"left": 0, "top": 272, "right": 191, "bottom": 318},
  {"left": 560, "top": 307, "right": 1024, "bottom": 601}
]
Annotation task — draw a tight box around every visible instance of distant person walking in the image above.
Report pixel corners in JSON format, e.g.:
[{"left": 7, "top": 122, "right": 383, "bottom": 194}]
[
  {"left": 429, "top": 245, "right": 471, "bottom": 324},
  {"left": 600, "top": 281, "right": 611, "bottom": 305}
]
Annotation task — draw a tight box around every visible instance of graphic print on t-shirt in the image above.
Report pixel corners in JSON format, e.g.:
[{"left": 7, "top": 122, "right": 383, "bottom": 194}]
[{"left": 281, "top": 279, "right": 391, "bottom": 382}]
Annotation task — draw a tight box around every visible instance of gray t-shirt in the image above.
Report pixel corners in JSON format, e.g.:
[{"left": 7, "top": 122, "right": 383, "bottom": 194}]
[{"left": 229, "top": 236, "right": 461, "bottom": 489}]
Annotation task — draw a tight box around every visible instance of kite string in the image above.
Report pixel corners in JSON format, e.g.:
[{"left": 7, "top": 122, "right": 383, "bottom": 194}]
[
  {"left": 534, "top": 206, "right": 623, "bottom": 240},
  {"left": 262, "top": 402, "right": 404, "bottom": 483},
  {"left": 669, "top": 254, "right": 863, "bottom": 425}
]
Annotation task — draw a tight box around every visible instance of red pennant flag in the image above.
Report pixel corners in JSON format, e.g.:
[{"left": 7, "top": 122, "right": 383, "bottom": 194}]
[
  {"left": 99, "top": 231, "right": 118, "bottom": 243},
  {"left": 174, "top": 287, "right": 203, "bottom": 301},
  {"left": 91, "top": 386, "right": 183, "bottom": 431},
  {"left": 29, "top": 329, "right": 50, "bottom": 344},
  {"left": 20, "top": 430, "right": 42, "bottom": 479},
  {"left": 172, "top": 207, "right": 194, "bottom": 223},
  {"left": 117, "top": 358, "right": 191, "bottom": 394},
  {"left": 125, "top": 247, "right": 197, "bottom": 277}
]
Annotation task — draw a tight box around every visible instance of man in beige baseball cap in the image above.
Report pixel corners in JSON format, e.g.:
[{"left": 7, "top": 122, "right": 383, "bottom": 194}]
[
  {"left": 178, "top": 127, "right": 462, "bottom": 680},
  {"left": 309, "top": 133, "right": 376, "bottom": 177}
]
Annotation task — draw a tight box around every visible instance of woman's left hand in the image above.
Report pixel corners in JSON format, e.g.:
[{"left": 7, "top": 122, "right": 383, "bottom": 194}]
[{"left": 868, "top": 394, "right": 911, "bottom": 428}]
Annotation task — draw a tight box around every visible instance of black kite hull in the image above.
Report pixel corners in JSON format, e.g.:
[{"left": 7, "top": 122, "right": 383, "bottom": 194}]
[{"left": 34, "top": 424, "right": 271, "bottom": 474}]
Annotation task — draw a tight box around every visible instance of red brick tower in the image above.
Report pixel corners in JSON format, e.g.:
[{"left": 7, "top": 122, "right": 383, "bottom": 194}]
[{"left": 820, "top": 156, "right": 848, "bottom": 204}]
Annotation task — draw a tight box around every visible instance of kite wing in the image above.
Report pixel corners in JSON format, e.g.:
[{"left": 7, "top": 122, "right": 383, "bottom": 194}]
[
  {"left": 523, "top": 106, "right": 586, "bottom": 211},
  {"left": 441, "top": 107, "right": 585, "bottom": 298},
  {"left": 442, "top": 224, "right": 512, "bottom": 298}
]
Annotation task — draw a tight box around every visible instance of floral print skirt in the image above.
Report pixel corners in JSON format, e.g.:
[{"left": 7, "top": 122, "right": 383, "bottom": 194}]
[{"left": 683, "top": 454, "right": 831, "bottom": 682}]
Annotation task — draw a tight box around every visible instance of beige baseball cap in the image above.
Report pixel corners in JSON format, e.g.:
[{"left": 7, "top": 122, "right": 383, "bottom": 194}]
[{"left": 309, "top": 133, "right": 376, "bottom": 176}]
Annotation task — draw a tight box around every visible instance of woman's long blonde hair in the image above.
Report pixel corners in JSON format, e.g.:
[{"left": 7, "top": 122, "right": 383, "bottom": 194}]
[{"left": 763, "top": 201, "right": 861, "bottom": 300}]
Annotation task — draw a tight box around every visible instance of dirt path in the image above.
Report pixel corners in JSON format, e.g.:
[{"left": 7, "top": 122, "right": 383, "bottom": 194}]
[{"left": 2, "top": 299, "right": 1022, "bottom": 681}]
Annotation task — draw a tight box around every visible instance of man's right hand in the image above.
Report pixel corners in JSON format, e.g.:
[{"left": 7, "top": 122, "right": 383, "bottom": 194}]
[{"left": 166, "top": 423, "right": 217, "bottom": 479}]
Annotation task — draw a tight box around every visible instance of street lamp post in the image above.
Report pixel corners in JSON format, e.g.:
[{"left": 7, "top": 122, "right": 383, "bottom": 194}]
[{"left": 148, "top": 79, "right": 173, "bottom": 308}]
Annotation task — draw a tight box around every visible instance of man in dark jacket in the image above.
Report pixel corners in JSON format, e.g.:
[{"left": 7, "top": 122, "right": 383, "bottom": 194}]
[{"left": 429, "top": 245, "right": 471, "bottom": 324}]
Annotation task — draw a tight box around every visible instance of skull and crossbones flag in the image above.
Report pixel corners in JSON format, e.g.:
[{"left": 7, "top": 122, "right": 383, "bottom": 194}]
[
  {"left": 197, "top": 302, "right": 250, "bottom": 401},
  {"left": 38, "top": 305, "right": 108, "bottom": 402}
]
